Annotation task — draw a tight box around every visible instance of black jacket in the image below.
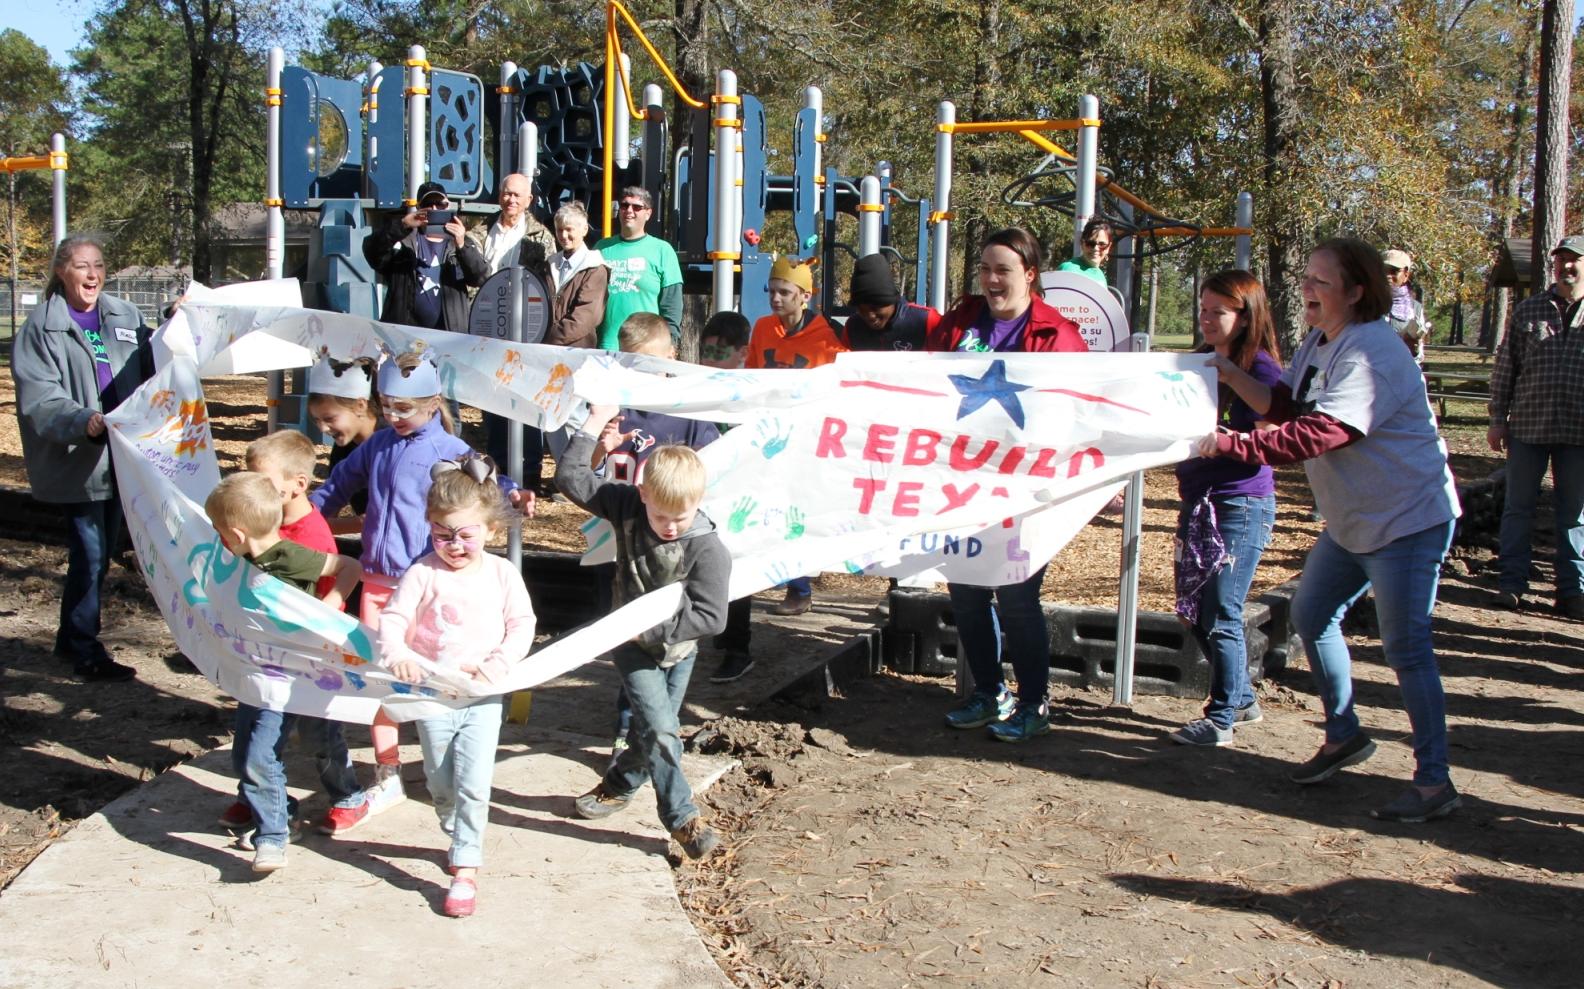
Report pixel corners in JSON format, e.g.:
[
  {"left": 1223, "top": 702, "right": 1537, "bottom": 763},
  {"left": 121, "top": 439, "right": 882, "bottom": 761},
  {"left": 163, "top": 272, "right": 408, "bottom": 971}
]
[{"left": 363, "top": 215, "right": 488, "bottom": 331}]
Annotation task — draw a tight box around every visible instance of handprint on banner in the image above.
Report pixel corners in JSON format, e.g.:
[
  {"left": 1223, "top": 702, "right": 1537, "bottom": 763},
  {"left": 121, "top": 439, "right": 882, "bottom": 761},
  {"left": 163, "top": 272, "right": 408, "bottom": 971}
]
[
  {"left": 753, "top": 419, "right": 793, "bottom": 459},
  {"left": 785, "top": 507, "right": 806, "bottom": 540},
  {"left": 1156, "top": 371, "right": 1198, "bottom": 409},
  {"left": 728, "top": 496, "right": 760, "bottom": 533},
  {"left": 766, "top": 560, "right": 798, "bottom": 584}
]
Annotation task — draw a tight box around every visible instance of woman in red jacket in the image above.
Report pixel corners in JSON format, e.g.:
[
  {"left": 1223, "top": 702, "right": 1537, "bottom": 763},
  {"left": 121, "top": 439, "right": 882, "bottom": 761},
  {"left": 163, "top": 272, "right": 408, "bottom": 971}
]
[{"left": 929, "top": 228, "right": 1086, "bottom": 742}]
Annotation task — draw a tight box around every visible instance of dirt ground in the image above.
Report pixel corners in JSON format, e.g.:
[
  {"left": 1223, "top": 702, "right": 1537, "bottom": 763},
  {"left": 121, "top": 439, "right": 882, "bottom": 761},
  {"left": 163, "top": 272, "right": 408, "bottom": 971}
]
[{"left": 3, "top": 372, "right": 1581, "bottom": 987}]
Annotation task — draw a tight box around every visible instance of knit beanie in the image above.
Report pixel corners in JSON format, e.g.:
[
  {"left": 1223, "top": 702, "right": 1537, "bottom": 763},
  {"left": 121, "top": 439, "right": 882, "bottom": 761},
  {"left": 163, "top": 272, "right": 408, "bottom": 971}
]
[
  {"left": 849, "top": 254, "right": 900, "bottom": 306},
  {"left": 770, "top": 256, "right": 814, "bottom": 293}
]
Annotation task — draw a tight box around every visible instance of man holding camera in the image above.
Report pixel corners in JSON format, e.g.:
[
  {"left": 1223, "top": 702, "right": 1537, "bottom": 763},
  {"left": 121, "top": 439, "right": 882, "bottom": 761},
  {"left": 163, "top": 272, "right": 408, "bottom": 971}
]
[{"left": 363, "top": 181, "right": 488, "bottom": 331}]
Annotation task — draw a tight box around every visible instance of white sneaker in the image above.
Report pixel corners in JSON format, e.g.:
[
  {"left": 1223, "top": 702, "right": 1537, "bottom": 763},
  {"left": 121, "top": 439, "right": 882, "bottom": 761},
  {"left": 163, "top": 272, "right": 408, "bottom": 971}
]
[
  {"left": 252, "top": 843, "right": 287, "bottom": 873},
  {"left": 365, "top": 769, "right": 407, "bottom": 817}
]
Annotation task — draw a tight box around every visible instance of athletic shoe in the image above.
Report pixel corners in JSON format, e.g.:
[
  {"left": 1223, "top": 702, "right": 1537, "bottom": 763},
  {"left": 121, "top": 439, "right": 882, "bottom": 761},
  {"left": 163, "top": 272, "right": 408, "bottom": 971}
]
[
  {"left": 443, "top": 876, "right": 477, "bottom": 918},
  {"left": 709, "top": 651, "right": 755, "bottom": 683},
  {"left": 945, "top": 688, "right": 1015, "bottom": 730},
  {"left": 1371, "top": 784, "right": 1462, "bottom": 823},
  {"left": 365, "top": 769, "right": 406, "bottom": 817},
  {"left": 1289, "top": 733, "right": 1377, "bottom": 784},
  {"left": 772, "top": 589, "right": 812, "bottom": 616},
  {"left": 76, "top": 659, "right": 136, "bottom": 682},
  {"left": 319, "top": 795, "right": 372, "bottom": 836},
  {"left": 1234, "top": 701, "right": 1264, "bottom": 725},
  {"left": 218, "top": 800, "right": 253, "bottom": 829},
  {"left": 1171, "top": 718, "right": 1234, "bottom": 746},
  {"left": 574, "top": 783, "right": 634, "bottom": 820},
  {"left": 252, "top": 843, "right": 287, "bottom": 873},
  {"left": 989, "top": 702, "right": 1051, "bottom": 743},
  {"left": 671, "top": 817, "right": 721, "bottom": 860},
  {"left": 236, "top": 817, "right": 301, "bottom": 852}
]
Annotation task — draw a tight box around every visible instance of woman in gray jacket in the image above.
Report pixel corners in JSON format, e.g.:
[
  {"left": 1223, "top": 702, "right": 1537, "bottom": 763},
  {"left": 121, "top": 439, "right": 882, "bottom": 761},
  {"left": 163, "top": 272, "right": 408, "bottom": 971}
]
[{"left": 11, "top": 235, "right": 153, "bottom": 681}]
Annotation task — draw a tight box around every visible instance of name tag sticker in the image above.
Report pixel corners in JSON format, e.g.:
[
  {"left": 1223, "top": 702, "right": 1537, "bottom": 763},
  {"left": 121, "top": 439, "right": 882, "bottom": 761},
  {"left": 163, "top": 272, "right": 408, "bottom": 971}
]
[{"left": 115, "top": 327, "right": 139, "bottom": 343}]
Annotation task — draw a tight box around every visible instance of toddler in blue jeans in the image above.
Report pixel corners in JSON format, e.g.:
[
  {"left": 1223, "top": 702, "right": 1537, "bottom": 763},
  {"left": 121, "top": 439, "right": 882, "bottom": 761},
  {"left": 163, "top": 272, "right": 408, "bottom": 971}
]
[{"left": 382, "top": 456, "right": 536, "bottom": 917}]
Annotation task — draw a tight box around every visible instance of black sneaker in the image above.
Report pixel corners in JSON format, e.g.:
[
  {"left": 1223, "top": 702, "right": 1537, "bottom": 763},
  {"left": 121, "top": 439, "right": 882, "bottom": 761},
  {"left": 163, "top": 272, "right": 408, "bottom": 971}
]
[
  {"left": 709, "top": 651, "right": 755, "bottom": 683},
  {"left": 1290, "top": 732, "right": 1376, "bottom": 784},
  {"left": 76, "top": 659, "right": 137, "bottom": 682},
  {"left": 671, "top": 817, "right": 720, "bottom": 860},
  {"left": 1371, "top": 784, "right": 1462, "bottom": 823},
  {"left": 573, "top": 783, "right": 634, "bottom": 820}
]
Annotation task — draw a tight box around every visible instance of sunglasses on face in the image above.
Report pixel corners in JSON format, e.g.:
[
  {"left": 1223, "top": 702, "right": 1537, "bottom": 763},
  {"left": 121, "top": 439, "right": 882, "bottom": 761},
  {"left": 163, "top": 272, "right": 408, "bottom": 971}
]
[
  {"left": 1384, "top": 265, "right": 1403, "bottom": 274},
  {"left": 618, "top": 202, "right": 650, "bottom": 212},
  {"left": 1084, "top": 239, "right": 1111, "bottom": 249}
]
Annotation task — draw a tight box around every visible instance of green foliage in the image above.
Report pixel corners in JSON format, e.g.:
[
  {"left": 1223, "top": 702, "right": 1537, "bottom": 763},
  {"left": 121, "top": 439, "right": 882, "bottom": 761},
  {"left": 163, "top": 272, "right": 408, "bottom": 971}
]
[{"left": 0, "top": 29, "right": 73, "bottom": 282}]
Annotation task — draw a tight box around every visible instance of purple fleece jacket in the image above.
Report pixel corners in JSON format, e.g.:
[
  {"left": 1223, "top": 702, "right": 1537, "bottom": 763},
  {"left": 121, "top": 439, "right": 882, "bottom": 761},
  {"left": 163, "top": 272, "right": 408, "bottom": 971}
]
[{"left": 310, "top": 416, "right": 517, "bottom": 579}]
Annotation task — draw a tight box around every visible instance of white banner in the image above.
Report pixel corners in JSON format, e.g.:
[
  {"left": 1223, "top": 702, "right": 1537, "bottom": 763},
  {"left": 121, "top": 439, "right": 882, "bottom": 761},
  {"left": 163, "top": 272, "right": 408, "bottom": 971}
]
[{"left": 108, "top": 297, "right": 1215, "bottom": 722}]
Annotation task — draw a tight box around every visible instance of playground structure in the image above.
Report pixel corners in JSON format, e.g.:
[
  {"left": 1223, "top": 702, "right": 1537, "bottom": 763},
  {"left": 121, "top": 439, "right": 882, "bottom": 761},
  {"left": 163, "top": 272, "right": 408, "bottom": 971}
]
[
  {"left": 251, "top": 4, "right": 1262, "bottom": 703},
  {"left": 0, "top": 133, "right": 71, "bottom": 248}
]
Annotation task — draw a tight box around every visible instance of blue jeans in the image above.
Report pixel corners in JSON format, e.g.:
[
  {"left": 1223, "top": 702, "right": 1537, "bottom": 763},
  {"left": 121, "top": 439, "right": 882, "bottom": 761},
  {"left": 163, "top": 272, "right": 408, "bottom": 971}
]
[
  {"left": 56, "top": 497, "right": 122, "bottom": 667},
  {"left": 233, "top": 704, "right": 364, "bottom": 849},
  {"left": 1499, "top": 438, "right": 1584, "bottom": 599},
  {"left": 605, "top": 647, "right": 698, "bottom": 831},
  {"left": 949, "top": 565, "right": 1051, "bottom": 708},
  {"left": 1291, "top": 521, "right": 1455, "bottom": 788},
  {"left": 417, "top": 697, "right": 504, "bottom": 869},
  {"left": 1184, "top": 495, "right": 1275, "bottom": 728}
]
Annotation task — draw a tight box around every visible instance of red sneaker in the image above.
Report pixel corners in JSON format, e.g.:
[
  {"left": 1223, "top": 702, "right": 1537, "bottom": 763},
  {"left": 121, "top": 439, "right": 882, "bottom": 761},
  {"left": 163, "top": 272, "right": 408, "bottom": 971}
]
[
  {"left": 318, "top": 796, "right": 371, "bottom": 836},
  {"left": 218, "top": 800, "right": 253, "bottom": 829},
  {"left": 443, "top": 876, "right": 477, "bottom": 918}
]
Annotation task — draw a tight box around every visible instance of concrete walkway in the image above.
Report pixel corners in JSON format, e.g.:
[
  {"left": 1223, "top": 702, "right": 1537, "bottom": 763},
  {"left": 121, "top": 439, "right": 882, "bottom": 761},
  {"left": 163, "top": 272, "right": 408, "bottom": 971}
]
[{"left": 0, "top": 726, "right": 736, "bottom": 989}]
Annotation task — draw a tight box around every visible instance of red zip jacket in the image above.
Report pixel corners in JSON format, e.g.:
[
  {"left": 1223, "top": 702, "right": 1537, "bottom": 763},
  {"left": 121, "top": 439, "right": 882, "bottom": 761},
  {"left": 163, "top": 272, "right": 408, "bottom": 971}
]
[{"left": 926, "top": 295, "right": 1088, "bottom": 353}]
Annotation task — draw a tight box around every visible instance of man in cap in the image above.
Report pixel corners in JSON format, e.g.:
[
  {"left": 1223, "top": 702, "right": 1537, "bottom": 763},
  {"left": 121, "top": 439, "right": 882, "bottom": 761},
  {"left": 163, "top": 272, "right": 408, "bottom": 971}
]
[
  {"left": 1382, "top": 249, "right": 1430, "bottom": 363},
  {"left": 594, "top": 186, "right": 684, "bottom": 349},
  {"left": 843, "top": 254, "right": 941, "bottom": 351},
  {"left": 363, "top": 181, "right": 488, "bottom": 332},
  {"left": 1488, "top": 235, "right": 1584, "bottom": 618}
]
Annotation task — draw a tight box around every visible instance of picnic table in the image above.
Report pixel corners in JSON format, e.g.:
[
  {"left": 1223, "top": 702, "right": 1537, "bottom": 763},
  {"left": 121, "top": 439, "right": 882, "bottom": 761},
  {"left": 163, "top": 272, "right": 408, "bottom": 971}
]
[{"left": 1423, "top": 368, "right": 1492, "bottom": 417}]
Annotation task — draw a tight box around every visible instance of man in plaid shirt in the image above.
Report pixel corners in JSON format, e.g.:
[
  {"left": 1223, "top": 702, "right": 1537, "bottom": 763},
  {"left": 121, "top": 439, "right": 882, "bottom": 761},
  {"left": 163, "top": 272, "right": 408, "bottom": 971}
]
[{"left": 1488, "top": 235, "right": 1584, "bottom": 618}]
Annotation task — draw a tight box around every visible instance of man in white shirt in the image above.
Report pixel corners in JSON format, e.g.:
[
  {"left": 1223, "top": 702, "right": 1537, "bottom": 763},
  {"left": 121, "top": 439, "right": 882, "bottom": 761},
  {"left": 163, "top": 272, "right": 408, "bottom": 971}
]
[{"left": 468, "top": 172, "right": 555, "bottom": 276}]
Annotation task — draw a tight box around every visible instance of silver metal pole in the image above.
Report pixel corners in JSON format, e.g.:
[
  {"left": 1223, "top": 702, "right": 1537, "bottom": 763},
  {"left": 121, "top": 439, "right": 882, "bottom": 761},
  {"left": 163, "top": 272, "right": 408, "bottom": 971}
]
[
  {"left": 50, "top": 133, "right": 67, "bottom": 246},
  {"left": 1235, "top": 191, "right": 1253, "bottom": 270},
  {"left": 517, "top": 122, "right": 537, "bottom": 179},
  {"left": 498, "top": 61, "right": 518, "bottom": 187},
  {"left": 858, "top": 175, "right": 881, "bottom": 257},
  {"left": 365, "top": 60, "right": 383, "bottom": 200},
  {"left": 804, "top": 86, "right": 823, "bottom": 181},
  {"left": 930, "top": 101, "right": 954, "bottom": 313},
  {"left": 406, "top": 44, "right": 428, "bottom": 205},
  {"left": 614, "top": 54, "right": 632, "bottom": 169},
  {"left": 265, "top": 47, "right": 285, "bottom": 430},
  {"left": 711, "top": 69, "right": 740, "bottom": 315},
  {"left": 506, "top": 260, "right": 524, "bottom": 571},
  {"left": 1073, "top": 94, "right": 1099, "bottom": 258},
  {"left": 1111, "top": 197, "right": 1141, "bottom": 707}
]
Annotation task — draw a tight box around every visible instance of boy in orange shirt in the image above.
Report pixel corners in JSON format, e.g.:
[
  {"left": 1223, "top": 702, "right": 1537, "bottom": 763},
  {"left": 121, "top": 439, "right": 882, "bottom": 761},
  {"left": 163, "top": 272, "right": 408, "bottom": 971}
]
[{"left": 746, "top": 257, "right": 847, "bottom": 371}]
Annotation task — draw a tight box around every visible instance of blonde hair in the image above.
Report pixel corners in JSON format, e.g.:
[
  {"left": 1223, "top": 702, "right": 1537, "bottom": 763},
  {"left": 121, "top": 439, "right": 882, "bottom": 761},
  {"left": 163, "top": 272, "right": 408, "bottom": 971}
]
[
  {"left": 392, "top": 349, "right": 457, "bottom": 434},
  {"left": 618, "top": 312, "right": 671, "bottom": 354},
  {"left": 206, "top": 472, "right": 284, "bottom": 539},
  {"left": 427, "top": 460, "right": 513, "bottom": 531},
  {"left": 639, "top": 445, "right": 707, "bottom": 512},
  {"left": 245, "top": 429, "right": 318, "bottom": 480}
]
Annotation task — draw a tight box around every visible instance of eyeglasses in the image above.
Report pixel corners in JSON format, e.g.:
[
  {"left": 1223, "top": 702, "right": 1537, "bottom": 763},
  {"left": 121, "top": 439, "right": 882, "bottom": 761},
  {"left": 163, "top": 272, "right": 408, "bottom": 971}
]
[
  {"left": 429, "top": 523, "right": 485, "bottom": 548},
  {"left": 618, "top": 201, "right": 650, "bottom": 212},
  {"left": 380, "top": 400, "right": 426, "bottom": 422}
]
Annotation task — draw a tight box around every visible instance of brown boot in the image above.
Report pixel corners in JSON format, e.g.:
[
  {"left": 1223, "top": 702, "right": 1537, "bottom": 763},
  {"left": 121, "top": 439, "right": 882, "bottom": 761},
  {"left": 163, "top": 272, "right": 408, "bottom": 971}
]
[
  {"left": 670, "top": 816, "right": 721, "bottom": 860},
  {"left": 772, "top": 587, "right": 812, "bottom": 616}
]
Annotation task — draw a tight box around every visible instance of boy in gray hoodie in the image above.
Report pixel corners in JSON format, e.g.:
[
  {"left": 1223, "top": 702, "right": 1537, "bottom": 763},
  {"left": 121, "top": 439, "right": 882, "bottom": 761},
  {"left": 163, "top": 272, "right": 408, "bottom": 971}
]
[{"left": 557, "top": 404, "right": 730, "bottom": 859}]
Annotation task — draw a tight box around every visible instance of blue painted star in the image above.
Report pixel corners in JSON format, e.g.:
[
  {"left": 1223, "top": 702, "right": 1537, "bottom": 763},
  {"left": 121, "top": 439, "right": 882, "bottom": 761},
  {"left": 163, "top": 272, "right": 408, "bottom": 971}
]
[{"left": 949, "top": 359, "right": 1029, "bottom": 428}]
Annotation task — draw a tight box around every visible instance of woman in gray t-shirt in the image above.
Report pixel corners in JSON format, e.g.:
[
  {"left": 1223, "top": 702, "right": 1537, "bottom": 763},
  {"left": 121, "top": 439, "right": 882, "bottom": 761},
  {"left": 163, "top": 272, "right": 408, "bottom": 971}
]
[{"left": 1194, "top": 237, "right": 1461, "bottom": 825}]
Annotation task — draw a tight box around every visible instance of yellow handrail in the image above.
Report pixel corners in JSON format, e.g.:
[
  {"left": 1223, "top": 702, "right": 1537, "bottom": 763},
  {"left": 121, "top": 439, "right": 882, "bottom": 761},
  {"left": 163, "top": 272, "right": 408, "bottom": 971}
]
[
  {"left": 0, "top": 154, "right": 52, "bottom": 174},
  {"left": 939, "top": 118, "right": 1099, "bottom": 135}
]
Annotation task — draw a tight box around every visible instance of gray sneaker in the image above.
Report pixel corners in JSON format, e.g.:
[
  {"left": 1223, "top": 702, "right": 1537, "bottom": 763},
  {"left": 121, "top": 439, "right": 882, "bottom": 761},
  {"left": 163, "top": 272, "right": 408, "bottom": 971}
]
[
  {"left": 1171, "top": 718, "right": 1234, "bottom": 746},
  {"left": 252, "top": 843, "right": 287, "bottom": 873},
  {"left": 1372, "top": 784, "right": 1461, "bottom": 822},
  {"left": 1234, "top": 701, "right": 1264, "bottom": 725},
  {"left": 1290, "top": 733, "right": 1376, "bottom": 784}
]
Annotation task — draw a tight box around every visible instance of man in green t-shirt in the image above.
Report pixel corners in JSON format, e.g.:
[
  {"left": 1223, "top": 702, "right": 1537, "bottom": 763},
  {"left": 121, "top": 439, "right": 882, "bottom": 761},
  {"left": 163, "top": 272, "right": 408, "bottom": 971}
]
[{"left": 594, "top": 186, "right": 683, "bottom": 349}]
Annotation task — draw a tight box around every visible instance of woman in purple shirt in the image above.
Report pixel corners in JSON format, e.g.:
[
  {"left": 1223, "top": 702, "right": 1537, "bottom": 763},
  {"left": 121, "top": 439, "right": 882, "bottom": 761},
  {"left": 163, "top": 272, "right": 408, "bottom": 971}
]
[{"left": 1170, "top": 269, "right": 1282, "bottom": 746}]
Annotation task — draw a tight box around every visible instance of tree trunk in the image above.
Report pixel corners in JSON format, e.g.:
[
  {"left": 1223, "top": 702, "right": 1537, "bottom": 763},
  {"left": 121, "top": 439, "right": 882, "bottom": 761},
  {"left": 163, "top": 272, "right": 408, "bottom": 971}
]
[
  {"left": 1258, "top": 0, "right": 1306, "bottom": 358},
  {"left": 1488, "top": 20, "right": 1535, "bottom": 353},
  {"left": 1531, "top": 0, "right": 1573, "bottom": 278},
  {"left": 960, "top": 0, "right": 1002, "bottom": 301}
]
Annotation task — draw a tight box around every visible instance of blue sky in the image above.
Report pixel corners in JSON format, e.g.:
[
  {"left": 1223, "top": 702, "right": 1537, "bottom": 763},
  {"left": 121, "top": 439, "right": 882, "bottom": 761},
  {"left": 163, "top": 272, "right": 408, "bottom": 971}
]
[{"left": 1, "top": 1, "right": 94, "bottom": 66}]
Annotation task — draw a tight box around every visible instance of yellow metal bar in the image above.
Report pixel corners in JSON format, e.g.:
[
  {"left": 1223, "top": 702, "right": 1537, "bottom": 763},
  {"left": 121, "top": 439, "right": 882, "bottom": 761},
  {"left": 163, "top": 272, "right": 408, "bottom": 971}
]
[
  {"left": 610, "top": 38, "right": 648, "bottom": 121},
  {"left": 1140, "top": 225, "right": 1253, "bottom": 239},
  {"left": 602, "top": 10, "right": 616, "bottom": 238},
  {"left": 1017, "top": 130, "right": 1075, "bottom": 160},
  {"left": 0, "top": 155, "right": 51, "bottom": 174},
  {"left": 940, "top": 118, "right": 1099, "bottom": 135},
  {"left": 608, "top": 0, "right": 706, "bottom": 110}
]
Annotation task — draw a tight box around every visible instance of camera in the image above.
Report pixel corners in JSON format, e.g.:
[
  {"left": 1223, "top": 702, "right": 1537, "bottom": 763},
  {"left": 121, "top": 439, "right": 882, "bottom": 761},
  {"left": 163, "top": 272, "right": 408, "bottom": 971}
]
[{"left": 424, "top": 209, "right": 455, "bottom": 235}]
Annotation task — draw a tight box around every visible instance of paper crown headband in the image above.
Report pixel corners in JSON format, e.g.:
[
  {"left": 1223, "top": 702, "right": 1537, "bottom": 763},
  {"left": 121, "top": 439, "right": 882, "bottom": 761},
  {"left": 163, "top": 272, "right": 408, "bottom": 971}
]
[
  {"left": 306, "top": 355, "right": 374, "bottom": 400},
  {"left": 376, "top": 350, "right": 442, "bottom": 398}
]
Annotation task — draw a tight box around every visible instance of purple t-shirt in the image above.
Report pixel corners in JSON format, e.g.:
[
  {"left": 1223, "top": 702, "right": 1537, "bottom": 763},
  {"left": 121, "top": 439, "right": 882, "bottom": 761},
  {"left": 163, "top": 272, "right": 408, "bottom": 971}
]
[
  {"left": 956, "top": 305, "right": 1031, "bottom": 353},
  {"left": 68, "top": 304, "right": 116, "bottom": 399},
  {"left": 1176, "top": 349, "right": 1281, "bottom": 503}
]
